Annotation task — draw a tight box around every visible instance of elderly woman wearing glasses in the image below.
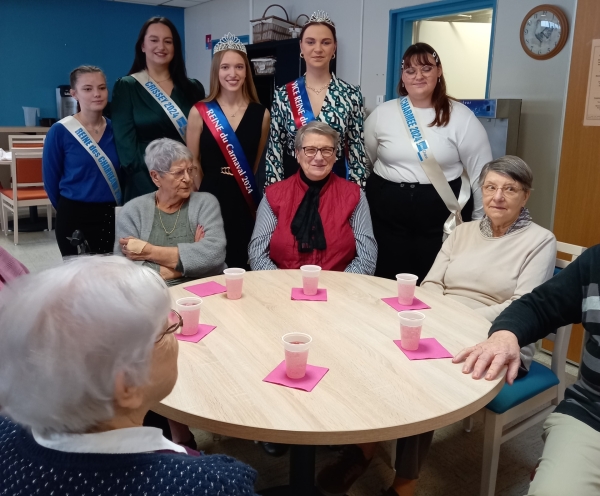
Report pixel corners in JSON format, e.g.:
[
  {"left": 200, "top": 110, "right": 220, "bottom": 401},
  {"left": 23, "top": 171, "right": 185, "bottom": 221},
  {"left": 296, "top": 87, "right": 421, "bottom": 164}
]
[
  {"left": 249, "top": 121, "right": 376, "bottom": 274},
  {"left": 0, "top": 257, "right": 258, "bottom": 495},
  {"left": 115, "top": 138, "right": 226, "bottom": 285}
]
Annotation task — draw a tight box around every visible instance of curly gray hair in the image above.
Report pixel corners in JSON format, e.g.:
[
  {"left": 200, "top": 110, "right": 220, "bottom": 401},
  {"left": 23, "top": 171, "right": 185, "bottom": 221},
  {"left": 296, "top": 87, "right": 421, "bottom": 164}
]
[{"left": 145, "top": 138, "right": 193, "bottom": 174}]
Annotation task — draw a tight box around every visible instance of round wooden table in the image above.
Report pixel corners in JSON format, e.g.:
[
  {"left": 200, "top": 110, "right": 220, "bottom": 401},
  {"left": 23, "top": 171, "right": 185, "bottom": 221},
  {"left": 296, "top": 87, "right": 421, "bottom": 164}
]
[{"left": 156, "top": 270, "right": 503, "bottom": 495}]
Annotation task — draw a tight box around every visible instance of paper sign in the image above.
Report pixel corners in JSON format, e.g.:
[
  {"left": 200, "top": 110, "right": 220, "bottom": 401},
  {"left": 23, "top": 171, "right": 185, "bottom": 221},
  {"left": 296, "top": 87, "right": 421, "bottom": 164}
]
[{"left": 584, "top": 39, "right": 600, "bottom": 126}]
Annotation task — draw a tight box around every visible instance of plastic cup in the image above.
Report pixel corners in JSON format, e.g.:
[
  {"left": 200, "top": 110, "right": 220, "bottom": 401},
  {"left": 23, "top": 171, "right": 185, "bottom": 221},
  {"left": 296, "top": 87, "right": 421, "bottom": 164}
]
[
  {"left": 224, "top": 268, "right": 245, "bottom": 300},
  {"left": 398, "top": 311, "right": 425, "bottom": 351},
  {"left": 396, "top": 273, "right": 418, "bottom": 305},
  {"left": 300, "top": 265, "right": 321, "bottom": 296},
  {"left": 282, "top": 332, "right": 312, "bottom": 379},
  {"left": 175, "top": 297, "right": 202, "bottom": 335}
]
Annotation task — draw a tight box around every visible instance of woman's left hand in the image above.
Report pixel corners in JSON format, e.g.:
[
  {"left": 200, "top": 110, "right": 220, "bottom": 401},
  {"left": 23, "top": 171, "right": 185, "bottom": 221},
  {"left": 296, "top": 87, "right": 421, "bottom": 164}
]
[{"left": 120, "top": 237, "right": 152, "bottom": 261}]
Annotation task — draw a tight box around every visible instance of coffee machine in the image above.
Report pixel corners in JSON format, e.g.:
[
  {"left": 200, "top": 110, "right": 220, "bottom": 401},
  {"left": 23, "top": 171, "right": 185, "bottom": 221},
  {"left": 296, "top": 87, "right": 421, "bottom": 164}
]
[{"left": 56, "top": 85, "right": 77, "bottom": 119}]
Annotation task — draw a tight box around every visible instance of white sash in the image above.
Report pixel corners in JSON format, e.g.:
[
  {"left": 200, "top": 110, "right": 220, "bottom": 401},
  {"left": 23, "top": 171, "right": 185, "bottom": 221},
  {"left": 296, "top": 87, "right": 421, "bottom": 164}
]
[
  {"left": 59, "top": 116, "right": 122, "bottom": 205},
  {"left": 398, "top": 97, "right": 470, "bottom": 237},
  {"left": 131, "top": 71, "right": 187, "bottom": 142}
]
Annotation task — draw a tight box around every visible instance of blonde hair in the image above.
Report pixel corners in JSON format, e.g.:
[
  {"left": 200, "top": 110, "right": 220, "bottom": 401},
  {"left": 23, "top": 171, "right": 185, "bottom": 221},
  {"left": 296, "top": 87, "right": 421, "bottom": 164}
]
[{"left": 203, "top": 49, "right": 259, "bottom": 104}]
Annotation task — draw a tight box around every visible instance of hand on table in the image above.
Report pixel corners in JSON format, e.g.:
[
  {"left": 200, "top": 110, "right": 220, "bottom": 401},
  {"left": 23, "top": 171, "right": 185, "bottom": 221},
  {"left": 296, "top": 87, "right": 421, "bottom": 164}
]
[
  {"left": 452, "top": 330, "right": 521, "bottom": 385},
  {"left": 160, "top": 265, "right": 183, "bottom": 280}
]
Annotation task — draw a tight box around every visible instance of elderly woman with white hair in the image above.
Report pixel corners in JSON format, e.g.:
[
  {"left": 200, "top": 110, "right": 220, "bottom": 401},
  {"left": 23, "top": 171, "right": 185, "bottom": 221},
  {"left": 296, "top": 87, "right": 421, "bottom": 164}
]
[
  {"left": 115, "top": 137, "right": 226, "bottom": 284},
  {"left": 0, "top": 256, "right": 258, "bottom": 495}
]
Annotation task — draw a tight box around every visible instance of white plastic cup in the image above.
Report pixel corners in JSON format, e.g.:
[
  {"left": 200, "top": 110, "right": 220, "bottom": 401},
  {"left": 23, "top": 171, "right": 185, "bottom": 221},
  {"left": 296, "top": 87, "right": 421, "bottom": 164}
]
[
  {"left": 398, "top": 311, "right": 425, "bottom": 351},
  {"left": 224, "top": 268, "right": 245, "bottom": 300},
  {"left": 23, "top": 107, "right": 39, "bottom": 127},
  {"left": 396, "top": 273, "right": 418, "bottom": 305},
  {"left": 282, "top": 332, "right": 312, "bottom": 379},
  {"left": 175, "top": 297, "right": 202, "bottom": 335},
  {"left": 300, "top": 265, "right": 321, "bottom": 296}
]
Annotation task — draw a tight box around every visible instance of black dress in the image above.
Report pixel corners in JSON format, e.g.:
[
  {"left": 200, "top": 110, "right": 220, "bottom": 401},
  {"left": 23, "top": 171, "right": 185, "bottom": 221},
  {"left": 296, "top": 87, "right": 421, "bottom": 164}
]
[{"left": 199, "top": 102, "right": 266, "bottom": 269}]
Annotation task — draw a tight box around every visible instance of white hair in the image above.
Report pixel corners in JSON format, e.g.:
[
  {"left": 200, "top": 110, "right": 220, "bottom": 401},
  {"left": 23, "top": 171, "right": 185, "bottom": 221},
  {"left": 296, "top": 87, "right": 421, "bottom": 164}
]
[
  {"left": 145, "top": 137, "right": 193, "bottom": 174},
  {"left": 0, "top": 256, "right": 171, "bottom": 434}
]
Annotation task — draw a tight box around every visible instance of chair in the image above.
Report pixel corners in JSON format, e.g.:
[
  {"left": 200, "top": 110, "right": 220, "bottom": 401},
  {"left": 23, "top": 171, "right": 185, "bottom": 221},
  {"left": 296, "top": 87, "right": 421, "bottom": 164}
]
[
  {"left": 8, "top": 135, "right": 45, "bottom": 150},
  {"left": 1, "top": 149, "right": 52, "bottom": 245}
]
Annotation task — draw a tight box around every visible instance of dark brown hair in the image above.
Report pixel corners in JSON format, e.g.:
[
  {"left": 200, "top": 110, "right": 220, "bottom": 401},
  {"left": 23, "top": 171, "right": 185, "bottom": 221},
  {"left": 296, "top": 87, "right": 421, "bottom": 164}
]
[
  {"left": 398, "top": 42, "right": 453, "bottom": 127},
  {"left": 69, "top": 65, "right": 105, "bottom": 89},
  {"left": 203, "top": 50, "right": 259, "bottom": 104},
  {"left": 300, "top": 21, "right": 337, "bottom": 42}
]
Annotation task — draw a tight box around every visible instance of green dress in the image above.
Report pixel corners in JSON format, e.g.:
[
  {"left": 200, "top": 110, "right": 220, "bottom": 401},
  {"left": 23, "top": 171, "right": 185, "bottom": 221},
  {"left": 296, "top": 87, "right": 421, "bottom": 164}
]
[{"left": 111, "top": 76, "right": 205, "bottom": 202}]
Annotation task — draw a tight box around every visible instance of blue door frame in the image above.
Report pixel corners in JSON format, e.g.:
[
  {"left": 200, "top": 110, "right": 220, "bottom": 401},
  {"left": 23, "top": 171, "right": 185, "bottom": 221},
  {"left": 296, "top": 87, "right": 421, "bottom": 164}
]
[{"left": 386, "top": 0, "right": 497, "bottom": 101}]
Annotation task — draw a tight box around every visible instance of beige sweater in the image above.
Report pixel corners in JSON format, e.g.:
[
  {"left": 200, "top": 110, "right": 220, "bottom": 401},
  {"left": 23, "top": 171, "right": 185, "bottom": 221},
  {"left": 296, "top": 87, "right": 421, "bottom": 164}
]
[{"left": 422, "top": 220, "right": 556, "bottom": 368}]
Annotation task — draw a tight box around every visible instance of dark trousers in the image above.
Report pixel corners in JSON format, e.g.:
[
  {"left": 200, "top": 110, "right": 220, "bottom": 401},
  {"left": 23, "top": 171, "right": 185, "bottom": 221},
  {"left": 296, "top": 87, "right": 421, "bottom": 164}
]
[
  {"left": 55, "top": 196, "right": 116, "bottom": 257},
  {"left": 395, "top": 431, "right": 435, "bottom": 479},
  {"left": 365, "top": 173, "right": 473, "bottom": 283}
]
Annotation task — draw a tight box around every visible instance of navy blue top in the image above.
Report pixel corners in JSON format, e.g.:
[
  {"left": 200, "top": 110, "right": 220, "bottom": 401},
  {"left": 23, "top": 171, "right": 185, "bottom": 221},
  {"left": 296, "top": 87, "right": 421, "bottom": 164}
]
[
  {"left": 0, "top": 417, "right": 259, "bottom": 495},
  {"left": 42, "top": 119, "right": 121, "bottom": 207}
]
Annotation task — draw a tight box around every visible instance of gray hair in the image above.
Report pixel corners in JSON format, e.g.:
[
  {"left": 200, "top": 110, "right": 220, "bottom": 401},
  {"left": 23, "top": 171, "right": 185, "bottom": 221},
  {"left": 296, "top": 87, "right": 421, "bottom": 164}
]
[
  {"left": 294, "top": 121, "right": 340, "bottom": 153},
  {"left": 479, "top": 155, "right": 534, "bottom": 192},
  {"left": 145, "top": 138, "right": 193, "bottom": 174},
  {"left": 0, "top": 256, "right": 171, "bottom": 434}
]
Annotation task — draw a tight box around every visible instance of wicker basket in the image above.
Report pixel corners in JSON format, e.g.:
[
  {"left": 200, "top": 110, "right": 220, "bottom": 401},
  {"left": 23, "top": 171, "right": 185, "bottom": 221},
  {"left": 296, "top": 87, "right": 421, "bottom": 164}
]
[
  {"left": 251, "top": 57, "right": 276, "bottom": 75},
  {"left": 289, "top": 14, "right": 309, "bottom": 39},
  {"left": 250, "top": 4, "right": 295, "bottom": 43}
]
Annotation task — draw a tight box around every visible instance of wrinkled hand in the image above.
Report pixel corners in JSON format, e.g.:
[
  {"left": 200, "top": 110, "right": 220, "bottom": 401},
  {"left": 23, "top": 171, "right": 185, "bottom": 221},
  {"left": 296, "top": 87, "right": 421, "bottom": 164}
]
[
  {"left": 452, "top": 330, "right": 521, "bottom": 385},
  {"left": 194, "top": 225, "right": 205, "bottom": 243},
  {"left": 159, "top": 265, "right": 183, "bottom": 280},
  {"left": 120, "top": 237, "right": 151, "bottom": 262}
]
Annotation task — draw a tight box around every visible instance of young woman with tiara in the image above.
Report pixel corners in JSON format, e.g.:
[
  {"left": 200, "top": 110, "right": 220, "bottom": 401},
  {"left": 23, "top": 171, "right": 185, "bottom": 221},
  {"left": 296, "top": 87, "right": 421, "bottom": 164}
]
[
  {"left": 187, "top": 33, "right": 270, "bottom": 269},
  {"left": 264, "top": 11, "right": 367, "bottom": 188}
]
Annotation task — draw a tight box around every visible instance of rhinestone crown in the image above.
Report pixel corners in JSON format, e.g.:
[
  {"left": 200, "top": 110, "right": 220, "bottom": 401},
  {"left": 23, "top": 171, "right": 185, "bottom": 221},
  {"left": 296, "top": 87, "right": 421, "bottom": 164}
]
[
  {"left": 213, "top": 33, "right": 247, "bottom": 54},
  {"left": 308, "top": 10, "right": 335, "bottom": 28}
]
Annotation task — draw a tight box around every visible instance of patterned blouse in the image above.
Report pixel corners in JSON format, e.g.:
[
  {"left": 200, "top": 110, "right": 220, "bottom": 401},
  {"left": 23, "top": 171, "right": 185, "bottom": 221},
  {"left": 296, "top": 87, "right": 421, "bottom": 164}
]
[
  {"left": 479, "top": 207, "right": 533, "bottom": 237},
  {"left": 265, "top": 73, "right": 368, "bottom": 188}
]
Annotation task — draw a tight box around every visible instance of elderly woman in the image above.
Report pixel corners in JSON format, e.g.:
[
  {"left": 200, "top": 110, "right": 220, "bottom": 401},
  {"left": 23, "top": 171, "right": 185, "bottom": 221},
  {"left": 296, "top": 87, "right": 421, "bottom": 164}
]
[
  {"left": 0, "top": 257, "right": 258, "bottom": 495},
  {"left": 318, "top": 156, "right": 556, "bottom": 496},
  {"left": 249, "top": 121, "right": 376, "bottom": 274},
  {"left": 115, "top": 137, "right": 226, "bottom": 285}
]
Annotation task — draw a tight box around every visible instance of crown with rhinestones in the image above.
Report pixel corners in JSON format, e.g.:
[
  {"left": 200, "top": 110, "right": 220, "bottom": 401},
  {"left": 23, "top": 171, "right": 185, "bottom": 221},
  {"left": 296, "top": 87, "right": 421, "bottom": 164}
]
[
  {"left": 213, "top": 33, "right": 247, "bottom": 54},
  {"left": 308, "top": 10, "right": 335, "bottom": 28}
]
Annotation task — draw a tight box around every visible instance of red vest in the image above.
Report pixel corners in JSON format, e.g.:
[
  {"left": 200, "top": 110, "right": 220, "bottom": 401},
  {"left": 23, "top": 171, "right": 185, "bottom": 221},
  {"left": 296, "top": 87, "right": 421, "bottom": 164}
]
[{"left": 266, "top": 172, "right": 360, "bottom": 270}]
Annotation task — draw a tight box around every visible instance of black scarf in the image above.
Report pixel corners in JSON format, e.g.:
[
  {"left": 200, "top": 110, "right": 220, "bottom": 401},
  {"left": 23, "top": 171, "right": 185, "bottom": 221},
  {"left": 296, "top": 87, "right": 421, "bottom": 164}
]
[{"left": 291, "top": 170, "right": 329, "bottom": 253}]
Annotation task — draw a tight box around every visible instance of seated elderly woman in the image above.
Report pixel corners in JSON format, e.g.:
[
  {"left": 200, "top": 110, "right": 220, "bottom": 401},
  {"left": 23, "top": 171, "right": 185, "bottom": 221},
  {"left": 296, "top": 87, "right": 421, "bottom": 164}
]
[
  {"left": 317, "top": 156, "right": 556, "bottom": 496},
  {"left": 0, "top": 256, "right": 257, "bottom": 495},
  {"left": 115, "top": 138, "right": 226, "bottom": 285},
  {"left": 249, "top": 121, "right": 376, "bottom": 274}
]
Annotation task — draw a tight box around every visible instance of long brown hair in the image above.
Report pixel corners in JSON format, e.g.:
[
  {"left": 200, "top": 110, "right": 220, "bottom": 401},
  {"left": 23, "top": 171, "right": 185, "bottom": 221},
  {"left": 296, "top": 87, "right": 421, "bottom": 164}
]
[
  {"left": 203, "top": 50, "right": 259, "bottom": 104},
  {"left": 398, "top": 42, "right": 453, "bottom": 127}
]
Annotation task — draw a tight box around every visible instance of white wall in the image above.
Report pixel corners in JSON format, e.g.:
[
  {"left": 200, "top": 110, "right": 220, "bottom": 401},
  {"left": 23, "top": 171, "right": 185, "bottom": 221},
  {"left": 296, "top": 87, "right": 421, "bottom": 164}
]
[
  {"left": 416, "top": 21, "right": 491, "bottom": 99},
  {"left": 185, "top": 0, "right": 577, "bottom": 229}
]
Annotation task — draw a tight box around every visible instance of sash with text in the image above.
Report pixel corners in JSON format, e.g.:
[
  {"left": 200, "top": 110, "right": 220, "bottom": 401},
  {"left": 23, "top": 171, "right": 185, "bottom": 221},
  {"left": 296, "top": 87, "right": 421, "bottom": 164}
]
[{"left": 286, "top": 77, "right": 316, "bottom": 129}]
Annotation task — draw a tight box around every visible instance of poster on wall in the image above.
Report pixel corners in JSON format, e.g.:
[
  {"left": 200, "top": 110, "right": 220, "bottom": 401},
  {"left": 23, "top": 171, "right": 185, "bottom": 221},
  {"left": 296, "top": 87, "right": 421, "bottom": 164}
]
[{"left": 584, "top": 39, "right": 600, "bottom": 126}]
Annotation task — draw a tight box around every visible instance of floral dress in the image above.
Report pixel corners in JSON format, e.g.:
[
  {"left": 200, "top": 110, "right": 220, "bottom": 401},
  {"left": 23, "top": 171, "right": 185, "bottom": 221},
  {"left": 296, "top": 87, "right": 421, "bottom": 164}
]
[{"left": 265, "top": 73, "right": 368, "bottom": 188}]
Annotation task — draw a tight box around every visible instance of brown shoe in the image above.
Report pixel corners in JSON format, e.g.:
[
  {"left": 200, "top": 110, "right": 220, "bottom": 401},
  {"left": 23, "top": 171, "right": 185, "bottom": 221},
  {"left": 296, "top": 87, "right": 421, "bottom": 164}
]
[{"left": 317, "top": 445, "right": 372, "bottom": 495}]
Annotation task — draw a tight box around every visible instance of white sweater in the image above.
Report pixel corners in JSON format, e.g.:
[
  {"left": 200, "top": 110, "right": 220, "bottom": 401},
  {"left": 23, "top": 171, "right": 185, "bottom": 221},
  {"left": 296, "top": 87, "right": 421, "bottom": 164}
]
[{"left": 364, "top": 99, "right": 492, "bottom": 219}]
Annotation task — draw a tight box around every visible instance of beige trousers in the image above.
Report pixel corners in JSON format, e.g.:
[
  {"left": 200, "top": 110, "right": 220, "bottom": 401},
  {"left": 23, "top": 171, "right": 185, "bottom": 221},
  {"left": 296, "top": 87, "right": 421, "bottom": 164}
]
[{"left": 528, "top": 412, "right": 600, "bottom": 496}]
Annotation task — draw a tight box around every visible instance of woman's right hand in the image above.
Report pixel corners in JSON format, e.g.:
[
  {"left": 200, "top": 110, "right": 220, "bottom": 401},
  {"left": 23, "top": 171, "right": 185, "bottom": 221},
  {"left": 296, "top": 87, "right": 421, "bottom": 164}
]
[
  {"left": 194, "top": 225, "right": 205, "bottom": 242},
  {"left": 159, "top": 265, "right": 183, "bottom": 280}
]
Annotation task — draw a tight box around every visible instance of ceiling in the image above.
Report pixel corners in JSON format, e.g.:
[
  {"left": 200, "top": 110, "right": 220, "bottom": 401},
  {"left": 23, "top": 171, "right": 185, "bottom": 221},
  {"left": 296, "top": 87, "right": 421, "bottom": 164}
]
[{"left": 105, "top": 0, "right": 212, "bottom": 8}]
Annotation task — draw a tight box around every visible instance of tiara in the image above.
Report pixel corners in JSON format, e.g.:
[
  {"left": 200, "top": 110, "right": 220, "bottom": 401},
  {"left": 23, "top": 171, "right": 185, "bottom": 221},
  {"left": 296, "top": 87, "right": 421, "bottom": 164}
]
[
  {"left": 308, "top": 10, "right": 335, "bottom": 28},
  {"left": 213, "top": 33, "right": 247, "bottom": 54}
]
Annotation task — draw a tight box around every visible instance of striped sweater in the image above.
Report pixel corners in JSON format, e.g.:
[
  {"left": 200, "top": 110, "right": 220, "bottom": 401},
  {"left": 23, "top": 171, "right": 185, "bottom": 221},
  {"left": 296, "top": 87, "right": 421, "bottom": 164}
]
[{"left": 490, "top": 244, "right": 600, "bottom": 432}]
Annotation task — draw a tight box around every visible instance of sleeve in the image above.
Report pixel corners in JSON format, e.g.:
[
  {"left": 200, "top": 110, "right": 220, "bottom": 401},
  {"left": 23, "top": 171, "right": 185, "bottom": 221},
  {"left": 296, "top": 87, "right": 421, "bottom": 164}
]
[
  {"left": 363, "top": 107, "right": 379, "bottom": 172},
  {"left": 248, "top": 196, "right": 279, "bottom": 271},
  {"left": 475, "top": 231, "right": 557, "bottom": 322},
  {"left": 345, "top": 191, "right": 377, "bottom": 274},
  {"left": 190, "top": 78, "right": 206, "bottom": 100},
  {"left": 345, "top": 88, "right": 368, "bottom": 188},
  {"left": 456, "top": 110, "right": 493, "bottom": 220},
  {"left": 264, "top": 89, "right": 287, "bottom": 187},
  {"left": 111, "top": 78, "right": 143, "bottom": 176},
  {"left": 42, "top": 125, "right": 64, "bottom": 209},
  {"left": 178, "top": 194, "right": 226, "bottom": 277},
  {"left": 489, "top": 245, "right": 589, "bottom": 346},
  {"left": 420, "top": 227, "right": 457, "bottom": 294}
]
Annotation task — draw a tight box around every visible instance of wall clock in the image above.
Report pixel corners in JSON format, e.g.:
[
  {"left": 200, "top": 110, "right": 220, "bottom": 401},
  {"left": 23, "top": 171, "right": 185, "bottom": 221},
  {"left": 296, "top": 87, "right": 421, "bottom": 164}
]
[{"left": 520, "top": 5, "right": 569, "bottom": 60}]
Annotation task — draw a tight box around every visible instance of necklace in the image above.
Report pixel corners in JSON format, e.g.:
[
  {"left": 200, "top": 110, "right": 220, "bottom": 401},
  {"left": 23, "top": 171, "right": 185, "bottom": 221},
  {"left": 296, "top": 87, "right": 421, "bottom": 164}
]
[
  {"left": 156, "top": 195, "right": 183, "bottom": 235},
  {"left": 306, "top": 79, "right": 331, "bottom": 95},
  {"left": 218, "top": 100, "right": 246, "bottom": 118},
  {"left": 153, "top": 76, "right": 172, "bottom": 83},
  {"left": 77, "top": 116, "right": 104, "bottom": 135}
]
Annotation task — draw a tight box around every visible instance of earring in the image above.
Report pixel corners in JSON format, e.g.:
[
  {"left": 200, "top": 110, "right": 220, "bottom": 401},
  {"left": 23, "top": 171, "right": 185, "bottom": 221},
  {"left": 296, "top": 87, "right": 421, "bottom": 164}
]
[
  {"left": 300, "top": 53, "right": 304, "bottom": 59},
  {"left": 438, "top": 77, "right": 440, "bottom": 83},
  {"left": 332, "top": 53, "right": 336, "bottom": 59}
]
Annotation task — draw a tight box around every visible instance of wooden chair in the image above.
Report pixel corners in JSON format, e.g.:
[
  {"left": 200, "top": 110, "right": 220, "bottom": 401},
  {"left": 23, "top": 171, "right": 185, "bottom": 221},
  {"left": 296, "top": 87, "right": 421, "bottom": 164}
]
[
  {"left": 1, "top": 149, "right": 52, "bottom": 245},
  {"left": 8, "top": 135, "right": 45, "bottom": 150}
]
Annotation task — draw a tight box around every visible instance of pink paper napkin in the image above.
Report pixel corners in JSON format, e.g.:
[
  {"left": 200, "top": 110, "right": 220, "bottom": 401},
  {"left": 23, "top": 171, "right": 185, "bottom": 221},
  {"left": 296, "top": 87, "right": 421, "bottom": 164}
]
[
  {"left": 393, "top": 338, "right": 453, "bottom": 360},
  {"left": 263, "top": 361, "right": 329, "bottom": 392},
  {"left": 184, "top": 281, "right": 227, "bottom": 297},
  {"left": 382, "top": 297, "right": 431, "bottom": 311},
  {"left": 291, "top": 288, "right": 328, "bottom": 301},
  {"left": 176, "top": 324, "right": 217, "bottom": 343}
]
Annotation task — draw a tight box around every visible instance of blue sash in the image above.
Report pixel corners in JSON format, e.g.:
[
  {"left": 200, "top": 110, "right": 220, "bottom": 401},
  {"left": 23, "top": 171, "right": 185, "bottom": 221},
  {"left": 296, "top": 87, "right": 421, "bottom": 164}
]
[{"left": 286, "top": 77, "right": 316, "bottom": 128}]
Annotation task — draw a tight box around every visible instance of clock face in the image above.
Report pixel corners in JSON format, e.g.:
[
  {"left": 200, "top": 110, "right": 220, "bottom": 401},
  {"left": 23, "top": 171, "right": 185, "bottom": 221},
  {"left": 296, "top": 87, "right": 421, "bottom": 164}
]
[{"left": 522, "top": 10, "right": 562, "bottom": 57}]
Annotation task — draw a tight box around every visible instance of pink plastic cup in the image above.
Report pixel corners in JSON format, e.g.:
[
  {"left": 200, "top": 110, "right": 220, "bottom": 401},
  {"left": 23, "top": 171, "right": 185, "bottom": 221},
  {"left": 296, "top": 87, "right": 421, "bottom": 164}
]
[
  {"left": 300, "top": 265, "right": 321, "bottom": 296},
  {"left": 175, "top": 297, "right": 202, "bottom": 335},
  {"left": 282, "top": 332, "right": 312, "bottom": 379},
  {"left": 224, "top": 268, "right": 245, "bottom": 300},
  {"left": 398, "top": 311, "right": 425, "bottom": 350},
  {"left": 396, "top": 273, "right": 418, "bottom": 305}
]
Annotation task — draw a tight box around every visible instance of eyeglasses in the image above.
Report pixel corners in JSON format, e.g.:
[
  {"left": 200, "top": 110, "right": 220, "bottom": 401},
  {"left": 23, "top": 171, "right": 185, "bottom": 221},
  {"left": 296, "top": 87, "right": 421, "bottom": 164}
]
[
  {"left": 302, "top": 146, "right": 335, "bottom": 158},
  {"left": 156, "top": 310, "right": 182, "bottom": 343},
  {"left": 403, "top": 65, "right": 435, "bottom": 78},
  {"left": 164, "top": 166, "right": 200, "bottom": 181},
  {"left": 482, "top": 184, "right": 524, "bottom": 198}
]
